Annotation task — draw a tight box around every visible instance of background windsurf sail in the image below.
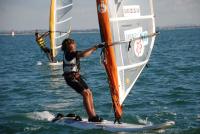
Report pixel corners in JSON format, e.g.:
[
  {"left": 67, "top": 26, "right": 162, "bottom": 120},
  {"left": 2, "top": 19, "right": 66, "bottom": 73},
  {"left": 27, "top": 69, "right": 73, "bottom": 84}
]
[
  {"left": 96, "top": 0, "right": 156, "bottom": 121},
  {"left": 49, "top": 0, "right": 73, "bottom": 62}
]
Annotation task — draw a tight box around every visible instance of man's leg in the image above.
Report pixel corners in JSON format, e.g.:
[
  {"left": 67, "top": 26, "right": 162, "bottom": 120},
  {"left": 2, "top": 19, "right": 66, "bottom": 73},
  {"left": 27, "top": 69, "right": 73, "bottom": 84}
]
[
  {"left": 88, "top": 90, "right": 96, "bottom": 115},
  {"left": 43, "top": 47, "right": 53, "bottom": 62},
  {"left": 46, "top": 53, "right": 53, "bottom": 62},
  {"left": 82, "top": 89, "right": 96, "bottom": 118},
  {"left": 49, "top": 49, "right": 57, "bottom": 62}
]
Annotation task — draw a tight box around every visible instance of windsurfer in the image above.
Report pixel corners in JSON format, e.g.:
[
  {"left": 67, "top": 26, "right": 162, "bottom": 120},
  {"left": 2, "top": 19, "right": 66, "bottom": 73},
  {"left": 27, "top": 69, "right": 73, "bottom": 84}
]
[
  {"left": 35, "top": 31, "right": 55, "bottom": 62},
  {"left": 61, "top": 38, "right": 104, "bottom": 122}
]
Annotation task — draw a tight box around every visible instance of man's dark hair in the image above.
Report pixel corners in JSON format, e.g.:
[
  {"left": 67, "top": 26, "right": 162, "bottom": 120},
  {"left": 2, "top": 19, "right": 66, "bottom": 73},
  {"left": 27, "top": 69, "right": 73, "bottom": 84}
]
[
  {"left": 35, "top": 32, "right": 39, "bottom": 36},
  {"left": 61, "top": 38, "right": 75, "bottom": 51}
]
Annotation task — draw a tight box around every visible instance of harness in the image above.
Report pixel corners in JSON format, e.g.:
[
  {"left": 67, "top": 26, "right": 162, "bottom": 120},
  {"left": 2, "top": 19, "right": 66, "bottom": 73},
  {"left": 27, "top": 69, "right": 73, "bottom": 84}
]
[
  {"left": 63, "top": 51, "right": 80, "bottom": 73},
  {"left": 36, "top": 37, "right": 46, "bottom": 48}
]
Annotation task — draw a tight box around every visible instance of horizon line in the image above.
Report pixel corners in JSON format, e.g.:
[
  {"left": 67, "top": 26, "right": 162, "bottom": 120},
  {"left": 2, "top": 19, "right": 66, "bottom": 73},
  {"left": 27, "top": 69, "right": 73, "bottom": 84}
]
[{"left": 0, "top": 25, "right": 200, "bottom": 35}]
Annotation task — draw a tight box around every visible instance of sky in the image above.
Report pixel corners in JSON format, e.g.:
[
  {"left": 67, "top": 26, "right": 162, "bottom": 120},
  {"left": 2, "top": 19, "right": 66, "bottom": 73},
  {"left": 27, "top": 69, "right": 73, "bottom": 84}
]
[{"left": 0, "top": 0, "right": 200, "bottom": 31}]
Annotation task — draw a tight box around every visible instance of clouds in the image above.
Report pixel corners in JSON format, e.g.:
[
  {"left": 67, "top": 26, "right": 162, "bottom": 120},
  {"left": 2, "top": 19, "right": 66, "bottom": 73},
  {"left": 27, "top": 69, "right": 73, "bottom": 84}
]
[{"left": 0, "top": 0, "right": 200, "bottom": 31}]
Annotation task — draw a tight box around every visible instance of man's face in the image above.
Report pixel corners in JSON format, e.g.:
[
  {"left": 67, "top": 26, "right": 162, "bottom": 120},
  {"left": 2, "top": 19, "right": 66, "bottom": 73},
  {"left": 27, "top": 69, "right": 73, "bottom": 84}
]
[{"left": 68, "top": 43, "right": 76, "bottom": 52}]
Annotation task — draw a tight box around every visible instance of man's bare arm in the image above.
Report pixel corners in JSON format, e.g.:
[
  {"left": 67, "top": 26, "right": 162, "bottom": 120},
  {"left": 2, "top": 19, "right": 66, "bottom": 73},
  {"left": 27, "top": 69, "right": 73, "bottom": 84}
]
[
  {"left": 78, "top": 44, "right": 104, "bottom": 58},
  {"left": 39, "top": 31, "right": 50, "bottom": 39},
  {"left": 78, "top": 46, "right": 97, "bottom": 58}
]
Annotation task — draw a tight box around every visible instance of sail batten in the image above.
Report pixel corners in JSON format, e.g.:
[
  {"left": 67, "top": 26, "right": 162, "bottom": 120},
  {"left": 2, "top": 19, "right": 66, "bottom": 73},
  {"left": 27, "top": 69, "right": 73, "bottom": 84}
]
[
  {"left": 55, "top": 33, "right": 68, "bottom": 39},
  {"left": 55, "top": 45, "right": 62, "bottom": 49},
  {"left": 56, "top": 17, "right": 72, "bottom": 24},
  {"left": 57, "top": 4, "right": 73, "bottom": 10},
  {"left": 96, "top": 0, "right": 156, "bottom": 120},
  {"left": 110, "top": 15, "right": 154, "bottom": 21},
  {"left": 117, "top": 60, "right": 148, "bottom": 70}
]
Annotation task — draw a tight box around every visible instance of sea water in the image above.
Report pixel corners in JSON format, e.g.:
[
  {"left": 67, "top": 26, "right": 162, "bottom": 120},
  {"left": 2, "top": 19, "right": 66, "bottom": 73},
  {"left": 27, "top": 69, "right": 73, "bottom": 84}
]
[{"left": 0, "top": 28, "right": 200, "bottom": 134}]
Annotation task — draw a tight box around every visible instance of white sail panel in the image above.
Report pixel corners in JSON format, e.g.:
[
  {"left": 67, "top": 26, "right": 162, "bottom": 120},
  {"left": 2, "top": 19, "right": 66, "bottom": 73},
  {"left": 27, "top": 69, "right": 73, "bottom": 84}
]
[
  {"left": 107, "top": 0, "right": 156, "bottom": 104},
  {"left": 50, "top": 0, "right": 73, "bottom": 58}
]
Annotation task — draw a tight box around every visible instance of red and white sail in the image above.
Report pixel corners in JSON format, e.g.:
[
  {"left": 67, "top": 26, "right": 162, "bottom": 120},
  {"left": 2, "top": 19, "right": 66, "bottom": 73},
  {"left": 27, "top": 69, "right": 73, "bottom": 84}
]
[{"left": 96, "top": 0, "right": 156, "bottom": 120}]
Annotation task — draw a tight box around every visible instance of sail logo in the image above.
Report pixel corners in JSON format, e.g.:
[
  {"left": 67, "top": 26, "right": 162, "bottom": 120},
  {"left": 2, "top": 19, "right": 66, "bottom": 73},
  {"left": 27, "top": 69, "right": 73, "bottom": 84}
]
[
  {"left": 124, "top": 27, "right": 145, "bottom": 57},
  {"left": 123, "top": 5, "right": 140, "bottom": 17},
  {"left": 134, "top": 39, "right": 144, "bottom": 57},
  {"left": 98, "top": 1, "right": 107, "bottom": 13},
  {"left": 124, "top": 27, "right": 142, "bottom": 40}
]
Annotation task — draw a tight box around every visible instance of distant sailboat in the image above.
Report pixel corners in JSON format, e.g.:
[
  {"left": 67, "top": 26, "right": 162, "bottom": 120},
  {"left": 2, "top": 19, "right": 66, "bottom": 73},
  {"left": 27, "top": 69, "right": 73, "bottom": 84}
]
[
  {"left": 49, "top": 0, "right": 73, "bottom": 65},
  {"left": 11, "top": 31, "right": 15, "bottom": 37}
]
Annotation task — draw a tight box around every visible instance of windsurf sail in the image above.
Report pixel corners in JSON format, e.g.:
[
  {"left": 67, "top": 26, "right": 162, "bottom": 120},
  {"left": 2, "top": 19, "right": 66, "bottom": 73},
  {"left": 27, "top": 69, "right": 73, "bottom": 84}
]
[
  {"left": 96, "top": 0, "right": 156, "bottom": 121},
  {"left": 49, "top": 0, "right": 73, "bottom": 61}
]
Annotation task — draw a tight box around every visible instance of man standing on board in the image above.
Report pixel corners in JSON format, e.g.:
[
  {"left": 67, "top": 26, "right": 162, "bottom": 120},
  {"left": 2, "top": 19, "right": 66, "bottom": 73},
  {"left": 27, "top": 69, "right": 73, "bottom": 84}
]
[
  {"left": 35, "top": 31, "right": 54, "bottom": 62},
  {"left": 61, "top": 38, "right": 104, "bottom": 122}
]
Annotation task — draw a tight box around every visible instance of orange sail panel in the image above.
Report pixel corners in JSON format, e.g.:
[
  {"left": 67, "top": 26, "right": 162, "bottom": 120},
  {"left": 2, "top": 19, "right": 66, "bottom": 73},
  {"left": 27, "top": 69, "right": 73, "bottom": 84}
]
[{"left": 96, "top": 0, "right": 122, "bottom": 120}]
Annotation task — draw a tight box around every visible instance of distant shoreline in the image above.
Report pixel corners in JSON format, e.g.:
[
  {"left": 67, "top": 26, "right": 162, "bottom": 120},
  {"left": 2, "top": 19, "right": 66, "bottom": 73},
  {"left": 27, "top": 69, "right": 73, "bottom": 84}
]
[
  {"left": 0, "top": 26, "right": 200, "bottom": 35},
  {"left": 157, "top": 25, "right": 200, "bottom": 30},
  {"left": 0, "top": 29, "right": 100, "bottom": 35}
]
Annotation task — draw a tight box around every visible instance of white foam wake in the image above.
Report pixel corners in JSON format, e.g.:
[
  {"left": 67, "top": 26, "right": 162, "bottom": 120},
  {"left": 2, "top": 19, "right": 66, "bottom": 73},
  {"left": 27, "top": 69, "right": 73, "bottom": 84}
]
[
  {"left": 197, "top": 114, "right": 200, "bottom": 119},
  {"left": 36, "top": 61, "right": 43, "bottom": 65},
  {"left": 27, "top": 111, "right": 55, "bottom": 121},
  {"left": 136, "top": 116, "right": 152, "bottom": 125}
]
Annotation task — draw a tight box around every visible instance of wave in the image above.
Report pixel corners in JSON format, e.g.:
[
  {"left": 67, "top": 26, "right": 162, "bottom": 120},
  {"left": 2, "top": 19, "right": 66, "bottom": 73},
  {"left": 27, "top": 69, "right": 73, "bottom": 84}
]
[{"left": 26, "top": 111, "right": 55, "bottom": 122}]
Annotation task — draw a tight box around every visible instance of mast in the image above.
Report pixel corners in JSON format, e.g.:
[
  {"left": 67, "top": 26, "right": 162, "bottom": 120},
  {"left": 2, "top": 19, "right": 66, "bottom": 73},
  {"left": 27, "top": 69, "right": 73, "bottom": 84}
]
[
  {"left": 49, "top": 0, "right": 56, "bottom": 59},
  {"left": 96, "top": 0, "right": 122, "bottom": 121}
]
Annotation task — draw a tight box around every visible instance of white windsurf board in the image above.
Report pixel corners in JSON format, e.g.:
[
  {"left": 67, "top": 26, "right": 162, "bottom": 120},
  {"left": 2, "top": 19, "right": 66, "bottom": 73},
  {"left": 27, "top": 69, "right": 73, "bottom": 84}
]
[
  {"left": 53, "top": 117, "right": 175, "bottom": 132},
  {"left": 49, "top": 61, "right": 63, "bottom": 66}
]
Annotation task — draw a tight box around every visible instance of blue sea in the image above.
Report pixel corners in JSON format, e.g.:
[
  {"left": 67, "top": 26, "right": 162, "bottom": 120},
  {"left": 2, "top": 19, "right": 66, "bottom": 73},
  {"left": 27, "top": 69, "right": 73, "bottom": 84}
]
[{"left": 0, "top": 28, "right": 200, "bottom": 134}]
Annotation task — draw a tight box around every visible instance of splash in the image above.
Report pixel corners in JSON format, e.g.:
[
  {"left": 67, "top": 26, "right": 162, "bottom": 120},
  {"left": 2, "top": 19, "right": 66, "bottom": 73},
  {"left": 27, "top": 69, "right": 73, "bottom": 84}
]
[
  {"left": 27, "top": 111, "right": 55, "bottom": 121},
  {"left": 136, "top": 116, "right": 152, "bottom": 125},
  {"left": 37, "top": 61, "right": 43, "bottom": 65},
  {"left": 197, "top": 114, "right": 200, "bottom": 120}
]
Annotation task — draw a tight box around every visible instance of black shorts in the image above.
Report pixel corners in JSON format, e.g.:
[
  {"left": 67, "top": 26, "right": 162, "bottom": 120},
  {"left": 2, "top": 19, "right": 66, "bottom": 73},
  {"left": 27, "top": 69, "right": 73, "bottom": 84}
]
[{"left": 63, "top": 72, "right": 88, "bottom": 94}]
